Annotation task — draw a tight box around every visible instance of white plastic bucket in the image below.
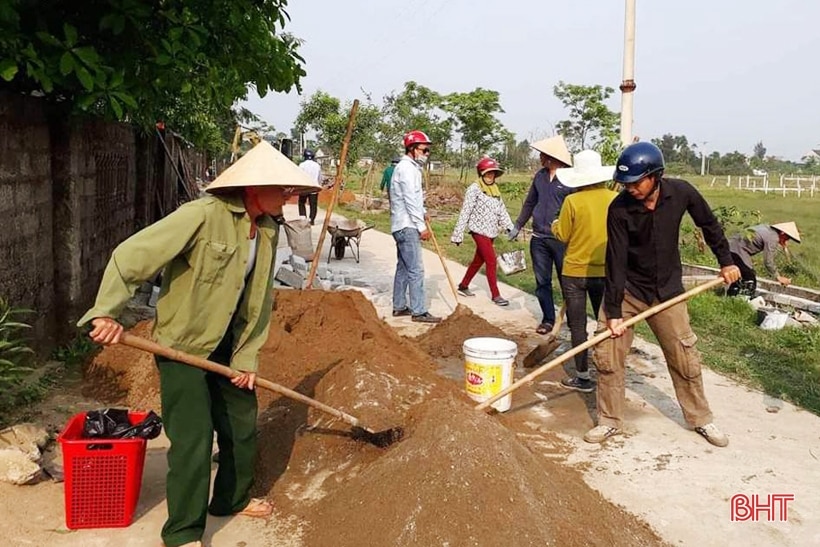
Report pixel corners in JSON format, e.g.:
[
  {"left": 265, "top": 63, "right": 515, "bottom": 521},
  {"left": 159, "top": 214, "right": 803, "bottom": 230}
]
[{"left": 463, "top": 337, "right": 518, "bottom": 412}]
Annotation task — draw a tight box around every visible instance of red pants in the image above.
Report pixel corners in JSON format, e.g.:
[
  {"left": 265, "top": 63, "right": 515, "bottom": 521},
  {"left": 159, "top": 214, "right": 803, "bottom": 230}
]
[{"left": 460, "top": 233, "right": 500, "bottom": 298}]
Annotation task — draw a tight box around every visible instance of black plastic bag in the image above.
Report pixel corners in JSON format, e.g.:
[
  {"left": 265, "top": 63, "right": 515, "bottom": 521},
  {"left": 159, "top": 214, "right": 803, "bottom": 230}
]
[{"left": 83, "top": 408, "right": 163, "bottom": 440}]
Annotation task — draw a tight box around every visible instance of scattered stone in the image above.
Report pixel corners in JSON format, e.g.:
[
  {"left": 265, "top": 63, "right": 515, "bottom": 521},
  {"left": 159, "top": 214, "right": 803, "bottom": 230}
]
[
  {"left": 40, "top": 444, "right": 64, "bottom": 482},
  {"left": 794, "top": 311, "right": 819, "bottom": 326},
  {"left": 289, "top": 254, "right": 308, "bottom": 274},
  {"left": 0, "top": 448, "right": 42, "bottom": 485},
  {"left": 317, "top": 265, "right": 331, "bottom": 280},
  {"left": 320, "top": 280, "right": 332, "bottom": 291},
  {"left": 0, "top": 423, "right": 49, "bottom": 455},
  {"left": 275, "top": 266, "right": 304, "bottom": 289}
]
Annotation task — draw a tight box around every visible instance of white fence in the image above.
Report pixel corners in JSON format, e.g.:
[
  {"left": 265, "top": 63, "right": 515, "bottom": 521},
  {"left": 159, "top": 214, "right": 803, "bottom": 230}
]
[{"left": 710, "top": 174, "right": 818, "bottom": 197}]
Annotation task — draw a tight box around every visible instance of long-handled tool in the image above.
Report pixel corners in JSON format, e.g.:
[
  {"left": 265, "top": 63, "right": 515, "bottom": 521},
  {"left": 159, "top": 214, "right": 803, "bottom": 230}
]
[
  {"left": 523, "top": 303, "right": 566, "bottom": 368},
  {"left": 425, "top": 218, "right": 460, "bottom": 307},
  {"left": 476, "top": 277, "right": 725, "bottom": 411},
  {"left": 306, "top": 100, "right": 359, "bottom": 288},
  {"left": 119, "top": 332, "right": 403, "bottom": 448}
]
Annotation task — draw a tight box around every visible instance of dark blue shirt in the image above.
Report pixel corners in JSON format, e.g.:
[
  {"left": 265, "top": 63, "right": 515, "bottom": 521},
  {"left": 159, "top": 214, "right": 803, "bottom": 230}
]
[{"left": 515, "top": 169, "right": 574, "bottom": 238}]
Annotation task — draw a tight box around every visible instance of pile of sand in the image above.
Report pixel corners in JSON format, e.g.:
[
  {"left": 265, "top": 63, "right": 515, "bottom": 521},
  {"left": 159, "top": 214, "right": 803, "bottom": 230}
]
[
  {"left": 415, "top": 305, "right": 509, "bottom": 359},
  {"left": 84, "top": 289, "right": 663, "bottom": 545}
]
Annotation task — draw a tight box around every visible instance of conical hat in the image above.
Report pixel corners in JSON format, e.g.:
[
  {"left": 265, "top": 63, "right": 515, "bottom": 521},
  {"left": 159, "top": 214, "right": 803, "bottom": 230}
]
[
  {"left": 530, "top": 135, "right": 573, "bottom": 167},
  {"left": 771, "top": 222, "right": 801, "bottom": 243},
  {"left": 206, "top": 141, "right": 321, "bottom": 193}
]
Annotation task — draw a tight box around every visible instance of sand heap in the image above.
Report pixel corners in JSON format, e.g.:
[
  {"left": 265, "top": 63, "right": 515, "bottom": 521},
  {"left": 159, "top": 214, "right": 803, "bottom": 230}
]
[
  {"left": 415, "top": 305, "right": 509, "bottom": 359},
  {"left": 84, "top": 289, "right": 663, "bottom": 546}
]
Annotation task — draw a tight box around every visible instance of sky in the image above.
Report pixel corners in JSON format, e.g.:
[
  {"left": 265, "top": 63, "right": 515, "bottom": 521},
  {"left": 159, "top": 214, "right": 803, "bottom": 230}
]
[{"left": 241, "top": 0, "right": 820, "bottom": 161}]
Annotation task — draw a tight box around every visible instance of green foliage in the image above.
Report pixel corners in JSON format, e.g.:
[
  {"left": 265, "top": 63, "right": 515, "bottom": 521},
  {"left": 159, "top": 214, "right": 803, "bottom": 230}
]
[
  {"left": 443, "top": 87, "right": 506, "bottom": 158},
  {"left": 51, "top": 334, "right": 97, "bottom": 369},
  {"left": 294, "top": 91, "right": 382, "bottom": 165},
  {"left": 0, "top": 298, "right": 34, "bottom": 390},
  {"left": 0, "top": 0, "right": 305, "bottom": 152},
  {"left": 553, "top": 81, "right": 620, "bottom": 153},
  {"left": 651, "top": 134, "right": 699, "bottom": 170},
  {"left": 378, "top": 81, "right": 453, "bottom": 161}
]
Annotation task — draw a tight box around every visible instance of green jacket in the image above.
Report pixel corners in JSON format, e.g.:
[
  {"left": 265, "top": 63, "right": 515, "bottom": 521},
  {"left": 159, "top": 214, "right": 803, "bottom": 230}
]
[
  {"left": 78, "top": 194, "right": 279, "bottom": 372},
  {"left": 380, "top": 164, "right": 395, "bottom": 192}
]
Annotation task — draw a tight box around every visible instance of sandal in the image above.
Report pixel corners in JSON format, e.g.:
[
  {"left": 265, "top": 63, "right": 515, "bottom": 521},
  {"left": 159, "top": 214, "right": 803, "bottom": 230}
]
[
  {"left": 536, "top": 323, "right": 553, "bottom": 335},
  {"left": 237, "top": 497, "right": 274, "bottom": 518}
]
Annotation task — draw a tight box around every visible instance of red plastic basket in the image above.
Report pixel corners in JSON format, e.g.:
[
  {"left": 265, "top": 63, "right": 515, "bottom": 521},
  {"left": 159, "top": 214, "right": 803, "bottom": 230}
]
[{"left": 57, "top": 411, "right": 149, "bottom": 529}]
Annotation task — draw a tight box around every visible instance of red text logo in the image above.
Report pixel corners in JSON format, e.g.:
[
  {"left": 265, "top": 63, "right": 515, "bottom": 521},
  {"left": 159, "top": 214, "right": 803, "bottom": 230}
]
[
  {"left": 466, "top": 372, "right": 483, "bottom": 386},
  {"left": 731, "top": 494, "right": 794, "bottom": 522}
]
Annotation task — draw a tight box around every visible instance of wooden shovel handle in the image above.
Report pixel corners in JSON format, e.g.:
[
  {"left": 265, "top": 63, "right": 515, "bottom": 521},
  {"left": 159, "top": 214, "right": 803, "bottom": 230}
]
[
  {"left": 119, "top": 332, "right": 364, "bottom": 428},
  {"left": 426, "top": 219, "right": 459, "bottom": 303},
  {"left": 475, "top": 277, "right": 725, "bottom": 411}
]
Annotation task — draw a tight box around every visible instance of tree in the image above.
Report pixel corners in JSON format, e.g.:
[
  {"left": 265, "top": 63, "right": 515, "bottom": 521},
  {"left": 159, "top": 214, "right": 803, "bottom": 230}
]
[
  {"left": 378, "top": 81, "right": 452, "bottom": 162},
  {"left": 0, "top": 0, "right": 305, "bottom": 152},
  {"left": 651, "top": 134, "right": 699, "bottom": 173},
  {"left": 294, "top": 90, "right": 381, "bottom": 164},
  {"left": 753, "top": 141, "right": 767, "bottom": 160},
  {"left": 442, "top": 87, "right": 506, "bottom": 178},
  {"left": 553, "top": 81, "right": 620, "bottom": 153}
]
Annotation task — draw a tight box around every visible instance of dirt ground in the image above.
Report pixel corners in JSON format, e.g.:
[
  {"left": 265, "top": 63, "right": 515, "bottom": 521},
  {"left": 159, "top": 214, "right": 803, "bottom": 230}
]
[{"left": 1, "top": 290, "right": 665, "bottom": 546}]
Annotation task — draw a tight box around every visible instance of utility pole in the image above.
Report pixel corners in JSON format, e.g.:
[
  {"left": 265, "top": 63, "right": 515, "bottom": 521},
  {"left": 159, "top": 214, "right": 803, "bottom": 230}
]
[
  {"left": 700, "top": 142, "right": 708, "bottom": 176},
  {"left": 619, "top": 0, "right": 637, "bottom": 146}
]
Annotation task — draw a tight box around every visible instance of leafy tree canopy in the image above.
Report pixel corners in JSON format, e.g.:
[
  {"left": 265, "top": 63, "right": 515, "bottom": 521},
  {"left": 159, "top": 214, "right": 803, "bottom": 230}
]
[{"left": 0, "top": 0, "right": 305, "bottom": 152}]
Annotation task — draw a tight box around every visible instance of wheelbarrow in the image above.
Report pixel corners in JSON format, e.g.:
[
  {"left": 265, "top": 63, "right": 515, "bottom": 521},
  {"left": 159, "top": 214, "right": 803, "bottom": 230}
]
[{"left": 327, "top": 219, "right": 373, "bottom": 263}]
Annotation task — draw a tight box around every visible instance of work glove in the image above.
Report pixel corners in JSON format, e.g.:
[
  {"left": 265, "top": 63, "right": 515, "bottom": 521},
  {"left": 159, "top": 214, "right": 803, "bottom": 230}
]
[{"left": 507, "top": 227, "right": 519, "bottom": 241}]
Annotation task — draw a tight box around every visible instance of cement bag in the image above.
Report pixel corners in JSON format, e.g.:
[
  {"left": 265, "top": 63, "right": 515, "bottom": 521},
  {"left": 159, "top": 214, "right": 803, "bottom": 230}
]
[
  {"left": 498, "top": 250, "right": 526, "bottom": 275},
  {"left": 759, "top": 310, "right": 789, "bottom": 331},
  {"left": 284, "top": 219, "right": 314, "bottom": 260}
]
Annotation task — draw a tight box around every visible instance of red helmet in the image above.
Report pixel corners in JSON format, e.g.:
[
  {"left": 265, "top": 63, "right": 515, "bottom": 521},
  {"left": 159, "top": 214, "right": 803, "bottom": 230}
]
[
  {"left": 476, "top": 157, "right": 504, "bottom": 177},
  {"left": 403, "top": 130, "right": 432, "bottom": 149}
]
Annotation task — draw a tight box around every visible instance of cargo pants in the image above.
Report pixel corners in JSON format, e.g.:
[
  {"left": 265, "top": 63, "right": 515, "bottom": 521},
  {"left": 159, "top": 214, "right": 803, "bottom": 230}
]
[
  {"left": 157, "top": 333, "right": 258, "bottom": 547},
  {"left": 592, "top": 290, "right": 714, "bottom": 430}
]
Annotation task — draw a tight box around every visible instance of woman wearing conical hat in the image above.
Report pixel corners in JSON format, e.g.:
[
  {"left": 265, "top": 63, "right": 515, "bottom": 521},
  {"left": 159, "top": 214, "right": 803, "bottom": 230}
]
[
  {"left": 727, "top": 221, "right": 801, "bottom": 297},
  {"left": 77, "top": 141, "right": 320, "bottom": 547}
]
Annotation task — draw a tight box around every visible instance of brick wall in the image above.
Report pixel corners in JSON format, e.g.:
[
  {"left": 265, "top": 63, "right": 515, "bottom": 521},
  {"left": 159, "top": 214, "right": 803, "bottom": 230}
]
[
  {"left": 0, "top": 94, "right": 55, "bottom": 344},
  {"left": 0, "top": 92, "right": 203, "bottom": 350}
]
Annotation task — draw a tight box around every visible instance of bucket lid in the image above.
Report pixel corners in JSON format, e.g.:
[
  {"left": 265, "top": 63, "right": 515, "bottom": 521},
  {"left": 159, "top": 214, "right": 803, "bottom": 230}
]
[{"left": 463, "top": 337, "right": 518, "bottom": 356}]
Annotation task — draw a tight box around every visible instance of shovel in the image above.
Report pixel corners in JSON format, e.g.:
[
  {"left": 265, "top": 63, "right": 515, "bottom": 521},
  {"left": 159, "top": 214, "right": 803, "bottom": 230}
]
[
  {"left": 476, "top": 277, "right": 726, "bottom": 411},
  {"left": 523, "top": 303, "right": 566, "bottom": 368},
  {"left": 119, "top": 333, "right": 404, "bottom": 448},
  {"left": 426, "top": 218, "right": 462, "bottom": 310}
]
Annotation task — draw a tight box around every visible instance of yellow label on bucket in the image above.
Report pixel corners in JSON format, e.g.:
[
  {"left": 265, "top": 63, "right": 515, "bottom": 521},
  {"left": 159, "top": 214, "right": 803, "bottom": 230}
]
[{"left": 465, "top": 361, "right": 504, "bottom": 397}]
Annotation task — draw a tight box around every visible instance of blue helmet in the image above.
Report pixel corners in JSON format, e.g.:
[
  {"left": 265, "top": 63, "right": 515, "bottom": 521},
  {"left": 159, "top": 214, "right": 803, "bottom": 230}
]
[
  {"left": 613, "top": 142, "right": 665, "bottom": 184},
  {"left": 303, "top": 149, "right": 315, "bottom": 160}
]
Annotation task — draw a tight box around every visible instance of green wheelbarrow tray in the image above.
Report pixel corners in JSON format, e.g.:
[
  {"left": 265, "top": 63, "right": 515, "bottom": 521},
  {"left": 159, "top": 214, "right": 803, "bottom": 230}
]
[{"left": 327, "top": 219, "right": 374, "bottom": 263}]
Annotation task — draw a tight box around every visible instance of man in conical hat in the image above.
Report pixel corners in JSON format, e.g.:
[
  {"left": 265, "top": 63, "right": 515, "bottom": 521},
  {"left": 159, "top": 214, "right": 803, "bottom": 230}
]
[
  {"left": 727, "top": 221, "right": 801, "bottom": 296},
  {"left": 78, "top": 141, "right": 319, "bottom": 547},
  {"left": 509, "top": 134, "right": 574, "bottom": 334}
]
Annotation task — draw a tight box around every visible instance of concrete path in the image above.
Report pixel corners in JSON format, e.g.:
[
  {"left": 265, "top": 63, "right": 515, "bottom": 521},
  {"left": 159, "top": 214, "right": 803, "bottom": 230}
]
[{"left": 290, "top": 205, "right": 820, "bottom": 546}]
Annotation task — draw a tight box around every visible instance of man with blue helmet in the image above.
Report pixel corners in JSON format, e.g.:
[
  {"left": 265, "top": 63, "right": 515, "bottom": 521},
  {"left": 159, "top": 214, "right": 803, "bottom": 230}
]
[{"left": 586, "top": 142, "right": 741, "bottom": 448}]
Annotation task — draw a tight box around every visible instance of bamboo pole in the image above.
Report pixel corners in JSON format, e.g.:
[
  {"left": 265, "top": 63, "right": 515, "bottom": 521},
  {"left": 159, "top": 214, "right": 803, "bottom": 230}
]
[{"left": 306, "top": 100, "right": 360, "bottom": 288}]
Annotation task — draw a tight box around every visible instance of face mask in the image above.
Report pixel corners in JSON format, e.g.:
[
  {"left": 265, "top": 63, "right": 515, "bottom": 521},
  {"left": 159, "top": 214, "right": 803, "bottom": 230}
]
[{"left": 415, "top": 154, "right": 428, "bottom": 166}]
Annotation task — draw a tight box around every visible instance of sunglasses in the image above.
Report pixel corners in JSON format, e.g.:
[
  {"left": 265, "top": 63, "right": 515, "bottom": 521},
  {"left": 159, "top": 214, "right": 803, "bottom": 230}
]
[{"left": 418, "top": 147, "right": 431, "bottom": 155}]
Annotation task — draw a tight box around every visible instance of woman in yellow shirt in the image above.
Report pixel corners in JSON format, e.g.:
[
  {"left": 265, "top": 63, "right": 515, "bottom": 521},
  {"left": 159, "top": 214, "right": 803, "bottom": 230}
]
[{"left": 551, "top": 150, "right": 618, "bottom": 393}]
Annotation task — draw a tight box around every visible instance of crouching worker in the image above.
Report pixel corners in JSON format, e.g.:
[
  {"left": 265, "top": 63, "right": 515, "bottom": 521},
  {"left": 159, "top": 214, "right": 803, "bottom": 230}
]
[
  {"left": 586, "top": 142, "right": 741, "bottom": 448},
  {"left": 727, "top": 221, "right": 801, "bottom": 297},
  {"left": 77, "top": 142, "right": 320, "bottom": 547},
  {"left": 451, "top": 157, "right": 516, "bottom": 306}
]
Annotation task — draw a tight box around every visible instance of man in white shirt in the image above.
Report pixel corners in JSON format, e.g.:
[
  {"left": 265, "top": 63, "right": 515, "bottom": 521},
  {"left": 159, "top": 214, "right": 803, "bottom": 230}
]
[
  {"left": 389, "top": 130, "right": 441, "bottom": 323},
  {"left": 298, "top": 149, "right": 322, "bottom": 225}
]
